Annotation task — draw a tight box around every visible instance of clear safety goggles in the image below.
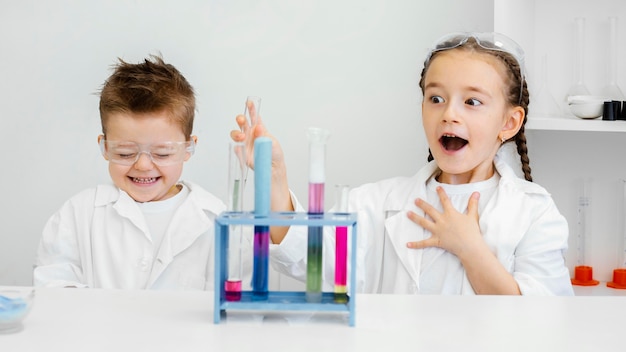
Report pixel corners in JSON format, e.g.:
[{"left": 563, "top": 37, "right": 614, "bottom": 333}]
[
  {"left": 425, "top": 32, "right": 526, "bottom": 104},
  {"left": 99, "top": 139, "right": 195, "bottom": 166}
]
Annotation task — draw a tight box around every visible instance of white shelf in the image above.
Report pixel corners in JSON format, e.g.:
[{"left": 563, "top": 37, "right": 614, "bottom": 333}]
[
  {"left": 526, "top": 116, "right": 626, "bottom": 133},
  {"left": 573, "top": 282, "right": 626, "bottom": 296}
]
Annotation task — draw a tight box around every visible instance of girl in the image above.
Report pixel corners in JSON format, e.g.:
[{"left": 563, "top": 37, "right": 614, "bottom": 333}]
[{"left": 232, "top": 32, "right": 574, "bottom": 295}]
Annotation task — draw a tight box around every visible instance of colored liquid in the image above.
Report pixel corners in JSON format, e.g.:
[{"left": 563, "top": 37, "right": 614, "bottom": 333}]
[
  {"left": 252, "top": 225, "right": 269, "bottom": 300},
  {"left": 334, "top": 225, "right": 348, "bottom": 302},
  {"left": 306, "top": 226, "right": 323, "bottom": 302},
  {"left": 224, "top": 280, "right": 242, "bottom": 302},
  {"left": 334, "top": 286, "right": 348, "bottom": 304},
  {"left": 308, "top": 183, "right": 324, "bottom": 213},
  {"left": 307, "top": 182, "right": 324, "bottom": 302}
]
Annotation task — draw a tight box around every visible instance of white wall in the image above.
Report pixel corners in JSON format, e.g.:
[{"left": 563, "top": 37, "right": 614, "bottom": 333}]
[{"left": 0, "top": 0, "right": 493, "bottom": 285}]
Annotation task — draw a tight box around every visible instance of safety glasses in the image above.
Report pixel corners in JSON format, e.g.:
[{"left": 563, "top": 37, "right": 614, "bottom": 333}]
[
  {"left": 425, "top": 32, "right": 526, "bottom": 105},
  {"left": 100, "top": 139, "right": 195, "bottom": 166}
]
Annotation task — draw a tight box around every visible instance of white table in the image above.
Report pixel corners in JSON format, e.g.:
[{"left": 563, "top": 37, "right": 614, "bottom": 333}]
[{"left": 1, "top": 286, "right": 624, "bottom": 351}]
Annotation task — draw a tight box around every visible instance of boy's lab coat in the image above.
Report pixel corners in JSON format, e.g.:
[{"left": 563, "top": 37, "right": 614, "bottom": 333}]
[
  {"left": 270, "top": 154, "right": 575, "bottom": 296},
  {"left": 34, "top": 181, "right": 239, "bottom": 290}
]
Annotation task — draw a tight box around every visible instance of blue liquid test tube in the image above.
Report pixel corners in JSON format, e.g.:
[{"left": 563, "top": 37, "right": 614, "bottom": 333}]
[{"left": 252, "top": 137, "right": 272, "bottom": 300}]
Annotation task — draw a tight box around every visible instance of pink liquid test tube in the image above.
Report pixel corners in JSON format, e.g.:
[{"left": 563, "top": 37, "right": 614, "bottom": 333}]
[
  {"left": 306, "top": 127, "right": 330, "bottom": 303},
  {"left": 334, "top": 185, "right": 349, "bottom": 303},
  {"left": 225, "top": 142, "right": 247, "bottom": 301}
]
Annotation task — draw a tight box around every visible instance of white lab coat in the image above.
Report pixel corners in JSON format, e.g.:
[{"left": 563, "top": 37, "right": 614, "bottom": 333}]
[
  {"left": 34, "top": 180, "right": 246, "bottom": 290},
  {"left": 270, "top": 154, "right": 575, "bottom": 296}
]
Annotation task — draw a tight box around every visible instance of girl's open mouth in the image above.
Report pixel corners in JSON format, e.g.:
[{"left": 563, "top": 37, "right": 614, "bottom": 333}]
[{"left": 440, "top": 134, "right": 468, "bottom": 151}]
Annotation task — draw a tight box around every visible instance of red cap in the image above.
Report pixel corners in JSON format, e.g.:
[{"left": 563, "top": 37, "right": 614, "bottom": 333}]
[
  {"left": 607, "top": 268, "right": 626, "bottom": 289},
  {"left": 571, "top": 265, "right": 599, "bottom": 286}
]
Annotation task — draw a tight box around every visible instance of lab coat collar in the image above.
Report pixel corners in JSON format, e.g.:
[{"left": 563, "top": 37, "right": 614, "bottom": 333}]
[
  {"left": 382, "top": 161, "right": 438, "bottom": 288},
  {"left": 92, "top": 181, "right": 225, "bottom": 287},
  {"left": 149, "top": 181, "right": 225, "bottom": 286},
  {"left": 380, "top": 156, "right": 530, "bottom": 291}
]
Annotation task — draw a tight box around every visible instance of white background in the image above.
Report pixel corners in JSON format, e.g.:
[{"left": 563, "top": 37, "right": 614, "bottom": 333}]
[
  {"left": 1, "top": 0, "right": 625, "bottom": 292},
  {"left": 0, "top": 0, "right": 492, "bottom": 286}
]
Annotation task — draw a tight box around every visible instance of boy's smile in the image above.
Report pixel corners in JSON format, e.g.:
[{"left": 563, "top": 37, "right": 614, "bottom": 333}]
[{"left": 100, "top": 110, "right": 194, "bottom": 202}]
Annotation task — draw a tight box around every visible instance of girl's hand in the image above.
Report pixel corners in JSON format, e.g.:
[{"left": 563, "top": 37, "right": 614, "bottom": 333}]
[
  {"left": 230, "top": 100, "right": 264, "bottom": 170},
  {"left": 229, "top": 101, "right": 294, "bottom": 243},
  {"left": 406, "top": 186, "right": 482, "bottom": 258}
]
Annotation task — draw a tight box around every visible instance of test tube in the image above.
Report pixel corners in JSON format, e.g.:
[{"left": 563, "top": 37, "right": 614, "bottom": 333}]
[
  {"left": 607, "top": 180, "right": 626, "bottom": 289},
  {"left": 225, "top": 142, "right": 246, "bottom": 302},
  {"left": 571, "top": 178, "right": 599, "bottom": 286},
  {"left": 306, "top": 127, "right": 330, "bottom": 303},
  {"left": 334, "top": 185, "right": 349, "bottom": 303},
  {"left": 252, "top": 137, "right": 272, "bottom": 300}
]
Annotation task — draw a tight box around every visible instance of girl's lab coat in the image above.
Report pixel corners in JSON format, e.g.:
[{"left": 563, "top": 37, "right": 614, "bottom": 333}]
[
  {"left": 270, "top": 154, "right": 574, "bottom": 296},
  {"left": 34, "top": 181, "right": 239, "bottom": 290}
]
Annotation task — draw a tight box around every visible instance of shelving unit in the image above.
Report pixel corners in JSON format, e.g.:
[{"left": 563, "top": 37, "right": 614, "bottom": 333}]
[
  {"left": 213, "top": 211, "right": 358, "bottom": 326},
  {"left": 526, "top": 116, "right": 626, "bottom": 132}
]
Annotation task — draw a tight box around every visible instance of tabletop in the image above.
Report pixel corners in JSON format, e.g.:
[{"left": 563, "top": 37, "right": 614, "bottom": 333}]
[{"left": 1, "top": 286, "right": 624, "bottom": 352}]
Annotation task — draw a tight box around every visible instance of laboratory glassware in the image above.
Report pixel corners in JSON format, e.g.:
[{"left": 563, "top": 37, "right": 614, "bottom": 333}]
[
  {"left": 334, "top": 184, "right": 350, "bottom": 303},
  {"left": 602, "top": 17, "right": 625, "bottom": 101},
  {"left": 571, "top": 178, "right": 599, "bottom": 286},
  {"left": 252, "top": 137, "right": 272, "bottom": 299},
  {"left": 607, "top": 179, "right": 626, "bottom": 289},
  {"left": 306, "top": 127, "right": 330, "bottom": 303},
  {"left": 531, "top": 54, "right": 562, "bottom": 118},
  {"left": 224, "top": 142, "right": 247, "bottom": 301},
  {"left": 565, "top": 18, "right": 591, "bottom": 100}
]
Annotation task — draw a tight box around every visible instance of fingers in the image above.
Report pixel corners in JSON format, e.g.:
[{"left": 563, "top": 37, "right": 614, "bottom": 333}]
[
  {"left": 236, "top": 114, "right": 249, "bottom": 132},
  {"left": 435, "top": 186, "right": 452, "bottom": 210},
  {"left": 406, "top": 209, "right": 431, "bottom": 230},
  {"left": 413, "top": 198, "right": 440, "bottom": 224},
  {"left": 230, "top": 130, "right": 246, "bottom": 142},
  {"left": 407, "top": 238, "right": 438, "bottom": 249},
  {"left": 246, "top": 100, "right": 261, "bottom": 126},
  {"left": 467, "top": 191, "right": 480, "bottom": 219}
]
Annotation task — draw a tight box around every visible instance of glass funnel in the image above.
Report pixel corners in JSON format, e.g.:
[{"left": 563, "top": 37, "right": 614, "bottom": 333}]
[
  {"left": 565, "top": 17, "right": 591, "bottom": 99},
  {"left": 602, "top": 17, "right": 625, "bottom": 100}
]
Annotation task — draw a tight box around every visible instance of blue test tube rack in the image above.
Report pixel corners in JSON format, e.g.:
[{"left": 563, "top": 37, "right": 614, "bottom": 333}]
[{"left": 214, "top": 211, "right": 358, "bottom": 326}]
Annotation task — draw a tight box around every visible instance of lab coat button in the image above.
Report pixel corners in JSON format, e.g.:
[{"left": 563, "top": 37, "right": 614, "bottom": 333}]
[{"left": 138, "top": 258, "right": 151, "bottom": 271}]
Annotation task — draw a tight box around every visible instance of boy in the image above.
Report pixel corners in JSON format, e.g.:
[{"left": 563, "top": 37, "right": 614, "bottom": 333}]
[{"left": 34, "top": 55, "right": 248, "bottom": 290}]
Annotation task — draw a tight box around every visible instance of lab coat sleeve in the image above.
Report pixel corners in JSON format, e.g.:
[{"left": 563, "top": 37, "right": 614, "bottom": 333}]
[
  {"left": 33, "top": 195, "right": 91, "bottom": 288},
  {"left": 268, "top": 185, "right": 379, "bottom": 293},
  {"left": 512, "top": 197, "right": 574, "bottom": 296},
  {"left": 269, "top": 191, "right": 309, "bottom": 281}
]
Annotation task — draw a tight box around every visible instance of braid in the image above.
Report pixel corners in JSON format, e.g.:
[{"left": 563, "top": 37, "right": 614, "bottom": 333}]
[{"left": 512, "top": 65, "right": 533, "bottom": 182}]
